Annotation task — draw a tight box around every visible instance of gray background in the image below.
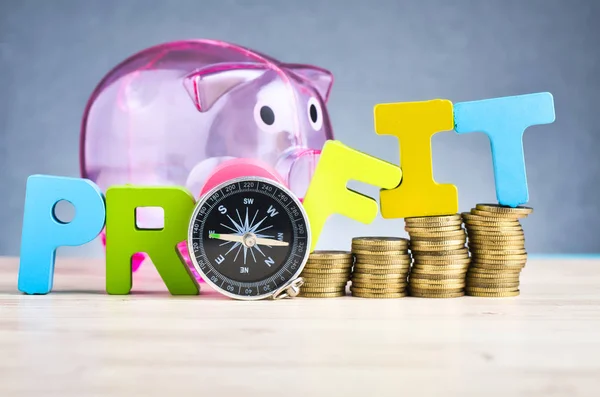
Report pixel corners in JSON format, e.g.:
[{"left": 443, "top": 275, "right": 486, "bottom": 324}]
[{"left": 0, "top": 0, "right": 599, "bottom": 257}]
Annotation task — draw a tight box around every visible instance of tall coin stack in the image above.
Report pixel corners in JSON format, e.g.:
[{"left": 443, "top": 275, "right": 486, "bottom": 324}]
[
  {"left": 298, "top": 251, "right": 353, "bottom": 298},
  {"left": 405, "top": 214, "right": 470, "bottom": 298},
  {"left": 350, "top": 237, "right": 411, "bottom": 298},
  {"left": 463, "top": 204, "right": 532, "bottom": 297}
]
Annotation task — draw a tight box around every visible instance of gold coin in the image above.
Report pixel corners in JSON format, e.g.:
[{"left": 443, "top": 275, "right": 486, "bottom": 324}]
[
  {"left": 466, "top": 229, "right": 525, "bottom": 237},
  {"left": 467, "top": 270, "right": 521, "bottom": 277},
  {"left": 302, "top": 276, "right": 349, "bottom": 282},
  {"left": 410, "top": 244, "right": 466, "bottom": 252},
  {"left": 302, "top": 267, "right": 350, "bottom": 274},
  {"left": 352, "top": 236, "right": 409, "bottom": 248},
  {"left": 302, "top": 279, "right": 348, "bottom": 286},
  {"left": 412, "top": 247, "right": 468, "bottom": 256},
  {"left": 353, "top": 269, "right": 409, "bottom": 276},
  {"left": 475, "top": 204, "right": 533, "bottom": 216},
  {"left": 412, "top": 264, "right": 470, "bottom": 271},
  {"left": 299, "top": 291, "right": 346, "bottom": 298},
  {"left": 305, "top": 260, "right": 354, "bottom": 267},
  {"left": 467, "top": 233, "right": 525, "bottom": 241},
  {"left": 352, "top": 271, "right": 408, "bottom": 279},
  {"left": 304, "top": 263, "right": 353, "bottom": 270},
  {"left": 467, "top": 280, "right": 519, "bottom": 289},
  {"left": 470, "top": 266, "right": 524, "bottom": 274},
  {"left": 410, "top": 277, "right": 465, "bottom": 284},
  {"left": 409, "top": 273, "right": 466, "bottom": 280},
  {"left": 354, "top": 263, "right": 411, "bottom": 270},
  {"left": 353, "top": 251, "right": 410, "bottom": 258},
  {"left": 410, "top": 238, "right": 467, "bottom": 247},
  {"left": 467, "top": 271, "right": 520, "bottom": 278},
  {"left": 351, "top": 246, "right": 406, "bottom": 253},
  {"left": 409, "top": 234, "right": 467, "bottom": 243},
  {"left": 405, "top": 225, "right": 462, "bottom": 233},
  {"left": 464, "top": 220, "right": 521, "bottom": 228},
  {"left": 470, "top": 208, "right": 528, "bottom": 219},
  {"left": 306, "top": 258, "right": 354, "bottom": 264},
  {"left": 466, "top": 284, "right": 521, "bottom": 292},
  {"left": 468, "top": 245, "right": 526, "bottom": 253},
  {"left": 471, "top": 253, "right": 527, "bottom": 260},
  {"left": 351, "top": 291, "right": 407, "bottom": 298},
  {"left": 410, "top": 267, "right": 467, "bottom": 274},
  {"left": 466, "top": 225, "right": 523, "bottom": 233},
  {"left": 467, "top": 279, "right": 520, "bottom": 286},
  {"left": 351, "top": 282, "right": 408, "bottom": 289},
  {"left": 409, "top": 290, "right": 464, "bottom": 298},
  {"left": 461, "top": 212, "right": 517, "bottom": 222},
  {"left": 466, "top": 290, "right": 520, "bottom": 297},
  {"left": 406, "top": 222, "right": 463, "bottom": 230},
  {"left": 408, "top": 230, "right": 466, "bottom": 238},
  {"left": 355, "top": 256, "right": 411, "bottom": 262},
  {"left": 415, "top": 258, "right": 470, "bottom": 265},
  {"left": 350, "top": 286, "right": 405, "bottom": 294},
  {"left": 405, "top": 214, "right": 462, "bottom": 223},
  {"left": 468, "top": 244, "right": 526, "bottom": 251},
  {"left": 409, "top": 282, "right": 465, "bottom": 289},
  {"left": 468, "top": 240, "right": 526, "bottom": 248},
  {"left": 469, "top": 248, "right": 526, "bottom": 255},
  {"left": 470, "top": 257, "right": 526, "bottom": 265},
  {"left": 301, "top": 286, "right": 347, "bottom": 293},
  {"left": 412, "top": 254, "right": 469, "bottom": 262},
  {"left": 309, "top": 250, "right": 353, "bottom": 258}
]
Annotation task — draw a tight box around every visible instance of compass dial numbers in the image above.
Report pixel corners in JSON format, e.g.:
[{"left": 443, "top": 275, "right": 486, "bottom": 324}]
[{"left": 188, "top": 178, "right": 310, "bottom": 300}]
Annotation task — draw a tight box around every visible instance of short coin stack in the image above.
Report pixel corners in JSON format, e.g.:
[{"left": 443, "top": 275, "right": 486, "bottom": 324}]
[
  {"left": 463, "top": 204, "right": 532, "bottom": 297},
  {"left": 298, "top": 251, "right": 353, "bottom": 298},
  {"left": 405, "top": 214, "right": 470, "bottom": 298},
  {"left": 350, "top": 237, "right": 411, "bottom": 298}
]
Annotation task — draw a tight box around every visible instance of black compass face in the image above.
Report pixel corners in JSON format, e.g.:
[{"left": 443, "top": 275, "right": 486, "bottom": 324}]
[{"left": 188, "top": 177, "right": 311, "bottom": 300}]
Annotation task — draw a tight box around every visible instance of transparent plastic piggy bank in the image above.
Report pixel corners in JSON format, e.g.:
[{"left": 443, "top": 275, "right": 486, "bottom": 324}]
[{"left": 80, "top": 40, "right": 335, "bottom": 275}]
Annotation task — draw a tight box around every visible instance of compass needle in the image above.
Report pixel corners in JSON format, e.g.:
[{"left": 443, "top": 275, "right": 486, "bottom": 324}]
[{"left": 187, "top": 177, "right": 310, "bottom": 300}]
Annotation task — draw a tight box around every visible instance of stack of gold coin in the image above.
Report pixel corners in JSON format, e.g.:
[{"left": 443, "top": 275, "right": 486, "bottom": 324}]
[
  {"left": 405, "top": 214, "right": 470, "bottom": 298},
  {"left": 350, "top": 237, "right": 410, "bottom": 298},
  {"left": 463, "top": 204, "right": 532, "bottom": 297},
  {"left": 298, "top": 251, "right": 353, "bottom": 298}
]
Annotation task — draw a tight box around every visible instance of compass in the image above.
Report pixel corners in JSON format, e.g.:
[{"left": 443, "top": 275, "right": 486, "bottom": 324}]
[{"left": 187, "top": 176, "right": 311, "bottom": 300}]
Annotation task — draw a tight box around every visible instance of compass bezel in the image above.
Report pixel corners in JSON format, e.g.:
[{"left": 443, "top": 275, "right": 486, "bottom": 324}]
[{"left": 187, "top": 176, "right": 311, "bottom": 300}]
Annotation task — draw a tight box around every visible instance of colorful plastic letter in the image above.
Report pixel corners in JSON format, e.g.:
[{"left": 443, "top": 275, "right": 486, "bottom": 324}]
[
  {"left": 303, "top": 140, "right": 402, "bottom": 251},
  {"left": 105, "top": 186, "right": 199, "bottom": 295},
  {"left": 374, "top": 99, "right": 458, "bottom": 218},
  {"left": 18, "top": 175, "right": 106, "bottom": 294},
  {"left": 454, "top": 92, "right": 555, "bottom": 207}
]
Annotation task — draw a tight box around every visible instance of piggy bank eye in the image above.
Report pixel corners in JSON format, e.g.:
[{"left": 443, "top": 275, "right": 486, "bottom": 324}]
[
  {"left": 254, "top": 102, "right": 279, "bottom": 132},
  {"left": 307, "top": 97, "right": 323, "bottom": 131}
]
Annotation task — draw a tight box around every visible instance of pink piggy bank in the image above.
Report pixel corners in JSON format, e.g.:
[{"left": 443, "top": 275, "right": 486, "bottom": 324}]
[{"left": 80, "top": 40, "right": 335, "bottom": 275}]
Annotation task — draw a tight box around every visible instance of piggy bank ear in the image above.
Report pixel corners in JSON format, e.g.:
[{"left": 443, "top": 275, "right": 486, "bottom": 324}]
[
  {"left": 184, "top": 63, "right": 267, "bottom": 112},
  {"left": 284, "top": 64, "right": 334, "bottom": 102}
]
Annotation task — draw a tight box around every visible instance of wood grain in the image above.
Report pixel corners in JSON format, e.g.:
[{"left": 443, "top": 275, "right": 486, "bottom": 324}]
[{"left": 1, "top": 256, "right": 599, "bottom": 397}]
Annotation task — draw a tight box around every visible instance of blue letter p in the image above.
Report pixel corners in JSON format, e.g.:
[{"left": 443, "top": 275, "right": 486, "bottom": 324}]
[{"left": 18, "top": 175, "right": 106, "bottom": 294}]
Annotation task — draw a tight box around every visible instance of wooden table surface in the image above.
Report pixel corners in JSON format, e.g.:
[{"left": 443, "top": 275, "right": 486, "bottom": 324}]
[{"left": 0, "top": 256, "right": 599, "bottom": 397}]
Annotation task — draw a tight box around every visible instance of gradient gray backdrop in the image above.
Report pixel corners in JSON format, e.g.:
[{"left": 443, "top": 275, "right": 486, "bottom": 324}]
[{"left": 1, "top": 0, "right": 599, "bottom": 257}]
